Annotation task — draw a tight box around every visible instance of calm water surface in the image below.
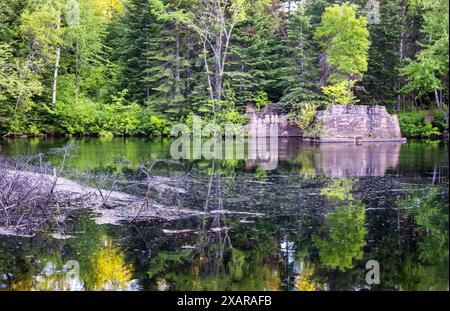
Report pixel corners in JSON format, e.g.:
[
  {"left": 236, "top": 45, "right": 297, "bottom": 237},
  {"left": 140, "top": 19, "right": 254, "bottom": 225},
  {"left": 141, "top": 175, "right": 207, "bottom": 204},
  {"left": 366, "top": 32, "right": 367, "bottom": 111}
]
[{"left": 0, "top": 137, "right": 448, "bottom": 291}]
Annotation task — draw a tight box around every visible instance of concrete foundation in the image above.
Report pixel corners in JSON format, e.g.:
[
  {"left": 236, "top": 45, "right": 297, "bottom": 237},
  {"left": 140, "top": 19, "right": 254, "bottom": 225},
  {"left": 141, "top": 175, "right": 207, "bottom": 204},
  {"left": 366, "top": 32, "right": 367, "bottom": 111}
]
[{"left": 313, "top": 105, "right": 406, "bottom": 143}]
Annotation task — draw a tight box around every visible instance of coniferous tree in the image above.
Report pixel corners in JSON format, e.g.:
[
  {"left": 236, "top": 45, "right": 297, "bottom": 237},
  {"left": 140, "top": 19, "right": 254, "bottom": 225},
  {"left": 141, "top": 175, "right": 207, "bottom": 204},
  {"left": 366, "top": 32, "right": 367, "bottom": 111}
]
[
  {"left": 227, "top": 1, "right": 281, "bottom": 105},
  {"left": 357, "top": 0, "right": 403, "bottom": 107},
  {"left": 112, "top": 0, "right": 155, "bottom": 104},
  {"left": 278, "top": 1, "right": 324, "bottom": 111},
  {"left": 400, "top": 0, "right": 449, "bottom": 109}
]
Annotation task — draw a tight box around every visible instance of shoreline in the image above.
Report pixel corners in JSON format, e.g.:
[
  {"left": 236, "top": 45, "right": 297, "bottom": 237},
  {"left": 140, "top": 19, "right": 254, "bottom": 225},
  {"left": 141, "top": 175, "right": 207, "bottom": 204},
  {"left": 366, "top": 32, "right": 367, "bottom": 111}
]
[{"left": 1, "top": 132, "right": 448, "bottom": 142}]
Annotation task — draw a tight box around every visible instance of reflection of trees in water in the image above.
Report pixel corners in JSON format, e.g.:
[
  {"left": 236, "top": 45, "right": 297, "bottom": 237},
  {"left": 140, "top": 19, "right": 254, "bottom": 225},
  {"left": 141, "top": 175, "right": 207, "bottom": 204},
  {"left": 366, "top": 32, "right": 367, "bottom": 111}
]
[
  {"left": 1, "top": 143, "right": 448, "bottom": 291},
  {"left": 7, "top": 235, "right": 133, "bottom": 291},
  {"left": 294, "top": 262, "right": 322, "bottom": 291},
  {"left": 357, "top": 174, "right": 448, "bottom": 290},
  {"left": 83, "top": 235, "right": 133, "bottom": 290},
  {"left": 314, "top": 179, "right": 367, "bottom": 272},
  {"left": 0, "top": 212, "right": 135, "bottom": 291},
  {"left": 146, "top": 228, "right": 282, "bottom": 290},
  {"left": 313, "top": 202, "right": 367, "bottom": 272},
  {"left": 395, "top": 184, "right": 449, "bottom": 290},
  {"left": 399, "top": 258, "right": 448, "bottom": 291},
  {"left": 147, "top": 161, "right": 283, "bottom": 290},
  {"left": 144, "top": 173, "right": 448, "bottom": 291},
  {"left": 320, "top": 179, "right": 355, "bottom": 201},
  {"left": 402, "top": 187, "right": 448, "bottom": 265}
]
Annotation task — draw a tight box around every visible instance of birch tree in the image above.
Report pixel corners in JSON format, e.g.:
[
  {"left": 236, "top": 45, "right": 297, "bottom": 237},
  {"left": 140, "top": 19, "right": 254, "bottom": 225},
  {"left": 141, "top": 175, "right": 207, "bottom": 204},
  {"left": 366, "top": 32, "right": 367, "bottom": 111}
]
[{"left": 150, "top": 0, "right": 249, "bottom": 114}]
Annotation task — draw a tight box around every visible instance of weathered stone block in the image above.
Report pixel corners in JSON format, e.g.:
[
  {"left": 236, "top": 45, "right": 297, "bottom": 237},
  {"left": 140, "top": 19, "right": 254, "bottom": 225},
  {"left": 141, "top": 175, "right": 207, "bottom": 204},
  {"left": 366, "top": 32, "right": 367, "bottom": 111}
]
[
  {"left": 247, "top": 103, "right": 302, "bottom": 137},
  {"left": 313, "top": 105, "right": 406, "bottom": 143}
]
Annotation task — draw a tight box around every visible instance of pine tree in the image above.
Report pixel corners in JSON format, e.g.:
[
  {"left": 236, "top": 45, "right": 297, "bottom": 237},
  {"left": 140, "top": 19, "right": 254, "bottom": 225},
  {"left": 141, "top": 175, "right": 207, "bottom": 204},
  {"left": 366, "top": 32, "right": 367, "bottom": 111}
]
[
  {"left": 112, "top": 0, "right": 155, "bottom": 104},
  {"left": 227, "top": 2, "right": 280, "bottom": 106},
  {"left": 278, "top": 2, "right": 324, "bottom": 111},
  {"left": 357, "top": 0, "right": 403, "bottom": 107},
  {"left": 143, "top": 15, "right": 193, "bottom": 117}
]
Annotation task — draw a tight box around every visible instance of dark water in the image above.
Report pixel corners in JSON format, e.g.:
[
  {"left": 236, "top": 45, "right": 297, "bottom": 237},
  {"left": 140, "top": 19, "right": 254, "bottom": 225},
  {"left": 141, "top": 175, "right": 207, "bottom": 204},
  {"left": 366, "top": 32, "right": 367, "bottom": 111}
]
[{"left": 0, "top": 137, "right": 448, "bottom": 291}]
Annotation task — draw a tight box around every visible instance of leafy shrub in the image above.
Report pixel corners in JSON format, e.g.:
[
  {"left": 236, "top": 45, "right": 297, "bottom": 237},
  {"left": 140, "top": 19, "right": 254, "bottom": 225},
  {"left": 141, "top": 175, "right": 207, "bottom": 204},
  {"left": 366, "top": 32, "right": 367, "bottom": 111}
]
[
  {"left": 303, "top": 120, "right": 324, "bottom": 139},
  {"left": 322, "top": 80, "right": 358, "bottom": 105},
  {"left": 254, "top": 90, "right": 270, "bottom": 110},
  {"left": 139, "top": 113, "right": 171, "bottom": 136},
  {"left": 397, "top": 110, "right": 444, "bottom": 138},
  {"left": 217, "top": 108, "right": 249, "bottom": 126},
  {"left": 27, "top": 124, "right": 41, "bottom": 136},
  {"left": 54, "top": 87, "right": 172, "bottom": 137},
  {"left": 293, "top": 103, "right": 317, "bottom": 131},
  {"left": 432, "top": 109, "right": 448, "bottom": 134},
  {"left": 103, "top": 102, "right": 141, "bottom": 135},
  {"left": 54, "top": 97, "right": 103, "bottom": 135}
]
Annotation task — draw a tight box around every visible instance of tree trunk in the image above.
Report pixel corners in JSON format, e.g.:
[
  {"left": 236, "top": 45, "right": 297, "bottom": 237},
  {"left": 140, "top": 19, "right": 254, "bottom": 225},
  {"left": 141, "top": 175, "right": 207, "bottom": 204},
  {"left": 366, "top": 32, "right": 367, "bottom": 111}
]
[
  {"left": 175, "top": 28, "right": 181, "bottom": 96},
  {"left": 186, "top": 30, "right": 192, "bottom": 96},
  {"left": 214, "top": 34, "right": 222, "bottom": 102},
  {"left": 13, "top": 47, "right": 36, "bottom": 117},
  {"left": 396, "top": 2, "right": 407, "bottom": 111},
  {"left": 75, "top": 42, "right": 80, "bottom": 101},
  {"left": 202, "top": 38, "right": 214, "bottom": 103},
  {"left": 434, "top": 89, "right": 441, "bottom": 108},
  {"left": 52, "top": 46, "right": 60, "bottom": 105},
  {"left": 52, "top": 16, "right": 61, "bottom": 105}
]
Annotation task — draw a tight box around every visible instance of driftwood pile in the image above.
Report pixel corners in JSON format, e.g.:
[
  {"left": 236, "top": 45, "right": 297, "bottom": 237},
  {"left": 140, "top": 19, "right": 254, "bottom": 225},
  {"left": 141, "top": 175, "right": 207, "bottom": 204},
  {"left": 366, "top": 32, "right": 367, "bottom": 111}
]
[
  {"left": 0, "top": 149, "right": 264, "bottom": 238},
  {"left": 0, "top": 155, "right": 202, "bottom": 237}
]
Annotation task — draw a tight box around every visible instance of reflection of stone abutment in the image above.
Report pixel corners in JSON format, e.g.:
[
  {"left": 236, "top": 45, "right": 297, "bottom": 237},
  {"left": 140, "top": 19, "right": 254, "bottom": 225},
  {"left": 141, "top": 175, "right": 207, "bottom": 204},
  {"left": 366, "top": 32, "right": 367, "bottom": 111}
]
[
  {"left": 246, "top": 138, "right": 402, "bottom": 177},
  {"left": 314, "top": 143, "right": 402, "bottom": 178}
]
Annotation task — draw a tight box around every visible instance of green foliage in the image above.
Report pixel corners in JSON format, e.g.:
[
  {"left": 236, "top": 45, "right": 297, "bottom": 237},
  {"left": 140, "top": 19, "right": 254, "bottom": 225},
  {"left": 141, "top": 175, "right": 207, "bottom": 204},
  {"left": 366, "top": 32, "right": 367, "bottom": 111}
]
[
  {"left": 322, "top": 80, "right": 359, "bottom": 105},
  {"left": 321, "top": 178, "right": 355, "bottom": 201},
  {"left": 226, "top": 2, "right": 280, "bottom": 105},
  {"left": 302, "top": 121, "right": 324, "bottom": 139},
  {"left": 293, "top": 103, "right": 317, "bottom": 131},
  {"left": 314, "top": 201, "right": 367, "bottom": 271},
  {"left": 401, "top": 186, "right": 449, "bottom": 265},
  {"left": 54, "top": 97, "right": 103, "bottom": 135},
  {"left": 279, "top": 83, "right": 325, "bottom": 111},
  {"left": 400, "top": 0, "right": 449, "bottom": 100},
  {"left": 315, "top": 178, "right": 367, "bottom": 271},
  {"left": 254, "top": 90, "right": 270, "bottom": 110},
  {"left": 52, "top": 90, "right": 171, "bottom": 137},
  {"left": 139, "top": 114, "right": 171, "bottom": 136},
  {"left": 431, "top": 109, "right": 448, "bottom": 134},
  {"left": 358, "top": 0, "right": 403, "bottom": 107},
  {"left": 314, "top": 2, "right": 369, "bottom": 108},
  {"left": 104, "top": 102, "right": 141, "bottom": 136},
  {"left": 0, "top": 0, "right": 448, "bottom": 137},
  {"left": 216, "top": 108, "right": 249, "bottom": 126},
  {"left": 397, "top": 110, "right": 445, "bottom": 138},
  {"left": 315, "top": 3, "right": 370, "bottom": 84},
  {"left": 0, "top": 44, "right": 19, "bottom": 131}
]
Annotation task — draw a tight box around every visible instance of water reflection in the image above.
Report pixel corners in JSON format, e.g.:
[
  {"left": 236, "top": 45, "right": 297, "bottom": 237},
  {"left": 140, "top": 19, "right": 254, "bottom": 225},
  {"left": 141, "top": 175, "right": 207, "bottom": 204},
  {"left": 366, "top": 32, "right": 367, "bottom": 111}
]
[
  {"left": 0, "top": 178, "right": 448, "bottom": 290},
  {"left": 315, "top": 179, "right": 367, "bottom": 271},
  {"left": 314, "top": 143, "right": 401, "bottom": 177},
  {"left": 236, "top": 138, "right": 403, "bottom": 177},
  {"left": 0, "top": 214, "right": 140, "bottom": 291},
  {"left": 0, "top": 138, "right": 441, "bottom": 179},
  {"left": 0, "top": 139, "right": 448, "bottom": 291}
]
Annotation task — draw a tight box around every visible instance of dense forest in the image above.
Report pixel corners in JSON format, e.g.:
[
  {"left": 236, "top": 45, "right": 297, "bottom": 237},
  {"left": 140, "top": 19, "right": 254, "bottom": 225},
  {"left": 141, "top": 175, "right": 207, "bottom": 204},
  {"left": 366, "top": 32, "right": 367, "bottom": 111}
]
[{"left": 0, "top": 0, "right": 448, "bottom": 138}]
